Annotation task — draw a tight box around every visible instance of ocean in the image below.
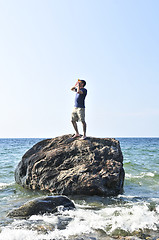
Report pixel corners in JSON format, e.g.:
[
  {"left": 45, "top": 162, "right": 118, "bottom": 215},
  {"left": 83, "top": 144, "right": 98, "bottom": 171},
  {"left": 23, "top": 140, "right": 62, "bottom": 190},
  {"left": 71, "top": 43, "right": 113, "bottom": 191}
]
[{"left": 0, "top": 138, "right": 159, "bottom": 240}]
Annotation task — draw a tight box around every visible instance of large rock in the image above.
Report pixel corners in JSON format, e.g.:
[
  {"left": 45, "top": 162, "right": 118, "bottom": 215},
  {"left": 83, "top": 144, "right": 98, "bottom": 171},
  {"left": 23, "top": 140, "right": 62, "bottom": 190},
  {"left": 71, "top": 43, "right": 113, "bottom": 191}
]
[
  {"left": 15, "top": 134, "right": 125, "bottom": 196},
  {"left": 7, "top": 195, "right": 75, "bottom": 218}
]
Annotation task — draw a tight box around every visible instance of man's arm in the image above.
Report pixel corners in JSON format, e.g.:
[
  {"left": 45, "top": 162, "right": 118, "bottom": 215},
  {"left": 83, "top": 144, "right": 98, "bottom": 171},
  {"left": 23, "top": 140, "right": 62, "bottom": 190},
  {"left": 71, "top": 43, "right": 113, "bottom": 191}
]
[
  {"left": 71, "top": 81, "right": 83, "bottom": 94},
  {"left": 77, "top": 87, "right": 83, "bottom": 94},
  {"left": 71, "top": 81, "right": 78, "bottom": 92},
  {"left": 71, "top": 86, "right": 76, "bottom": 92}
]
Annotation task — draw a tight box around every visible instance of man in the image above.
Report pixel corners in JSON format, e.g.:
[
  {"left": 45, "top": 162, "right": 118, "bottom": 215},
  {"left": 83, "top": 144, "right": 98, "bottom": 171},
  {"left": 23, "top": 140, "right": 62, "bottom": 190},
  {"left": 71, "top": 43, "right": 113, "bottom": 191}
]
[{"left": 71, "top": 79, "right": 87, "bottom": 140}]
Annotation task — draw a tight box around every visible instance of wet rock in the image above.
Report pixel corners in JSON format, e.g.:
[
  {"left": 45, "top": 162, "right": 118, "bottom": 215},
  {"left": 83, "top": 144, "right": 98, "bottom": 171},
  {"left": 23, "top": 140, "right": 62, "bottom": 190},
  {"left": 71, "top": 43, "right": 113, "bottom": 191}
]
[
  {"left": 7, "top": 195, "right": 75, "bottom": 218},
  {"left": 15, "top": 134, "right": 125, "bottom": 196}
]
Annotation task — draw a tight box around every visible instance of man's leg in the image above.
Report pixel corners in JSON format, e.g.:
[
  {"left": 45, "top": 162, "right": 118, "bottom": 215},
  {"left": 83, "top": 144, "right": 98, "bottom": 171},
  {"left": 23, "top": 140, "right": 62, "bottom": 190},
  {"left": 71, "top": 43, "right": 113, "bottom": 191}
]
[
  {"left": 71, "top": 120, "right": 80, "bottom": 137},
  {"left": 71, "top": 108, "right": 80, "bottom": 137},
  {"left": 82, "top": 121, "right": 87, "bottom": 138},
  {"left": 78, "top": 108, "right": 87, "bottom": 139}
]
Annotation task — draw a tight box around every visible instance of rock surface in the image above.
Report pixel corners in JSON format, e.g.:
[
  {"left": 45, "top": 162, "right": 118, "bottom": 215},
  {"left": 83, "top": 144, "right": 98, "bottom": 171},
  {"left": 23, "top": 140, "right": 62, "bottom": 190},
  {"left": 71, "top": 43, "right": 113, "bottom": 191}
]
[
  {"left": 7, "top": 195, "right": 75, "bottom": 218},
  {"left": 15, "top": 134, "right": 125, "bottom": 196}
]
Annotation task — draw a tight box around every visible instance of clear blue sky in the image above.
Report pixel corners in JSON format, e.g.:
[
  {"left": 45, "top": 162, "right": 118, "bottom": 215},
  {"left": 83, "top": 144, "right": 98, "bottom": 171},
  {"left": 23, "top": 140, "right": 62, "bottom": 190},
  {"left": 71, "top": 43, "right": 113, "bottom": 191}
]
[{"left": 0, "top": 0, "right": 159, "bottom": 138}]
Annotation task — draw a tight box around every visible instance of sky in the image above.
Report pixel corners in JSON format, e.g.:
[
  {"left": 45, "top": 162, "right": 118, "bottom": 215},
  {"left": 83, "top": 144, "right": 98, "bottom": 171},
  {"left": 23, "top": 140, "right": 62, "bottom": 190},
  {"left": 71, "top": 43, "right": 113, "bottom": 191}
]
[{"left": 0, "top": 0, "right": 159, "bottom": 138}]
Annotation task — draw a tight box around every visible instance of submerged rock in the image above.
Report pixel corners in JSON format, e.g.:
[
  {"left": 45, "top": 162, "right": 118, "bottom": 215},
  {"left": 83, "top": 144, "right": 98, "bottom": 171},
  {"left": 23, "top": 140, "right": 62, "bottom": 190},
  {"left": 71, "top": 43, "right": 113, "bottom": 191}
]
[
  {"left": 15, "top": 134, "right": 125, "bottom": 196},
  {"left": 7, "top": 195, "right": 75, "bottom": 218}
]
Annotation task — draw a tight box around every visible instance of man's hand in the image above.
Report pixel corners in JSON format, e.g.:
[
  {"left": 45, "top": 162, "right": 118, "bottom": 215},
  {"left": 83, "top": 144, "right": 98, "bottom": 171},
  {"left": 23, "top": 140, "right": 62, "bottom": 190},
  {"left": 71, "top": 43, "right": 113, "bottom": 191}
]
[
  {"left": 76, "top": 82, "right": 83, "bottom": 94},
  {"left": 75, "top": 81, "right": 79, "bottom": 88},
  {"left": 71, "top": 81, "right": 79, "bottom": 91},
  {"left": 71, "top": 80, "right": 83, "bottom": 94}
]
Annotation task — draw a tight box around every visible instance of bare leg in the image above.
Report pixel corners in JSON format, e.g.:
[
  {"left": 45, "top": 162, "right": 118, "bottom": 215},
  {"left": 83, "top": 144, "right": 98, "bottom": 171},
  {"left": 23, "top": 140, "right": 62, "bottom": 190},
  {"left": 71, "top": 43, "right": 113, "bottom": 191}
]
[
  {"left": 82, "top": 121, "right": 87, "bottom": 138},
  {"left": 71, "top": 121, "right": 80, "bottom": 137}
]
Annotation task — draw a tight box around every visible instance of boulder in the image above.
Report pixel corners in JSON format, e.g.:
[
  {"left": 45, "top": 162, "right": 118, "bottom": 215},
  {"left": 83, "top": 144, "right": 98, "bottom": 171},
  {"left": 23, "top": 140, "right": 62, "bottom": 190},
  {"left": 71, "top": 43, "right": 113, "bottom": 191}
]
[
  {"left": 15, "top": 134, "right": 125, "bottom": 196},
  {"left": 7, "top": 195, "right": 75, "bottom": 218}
]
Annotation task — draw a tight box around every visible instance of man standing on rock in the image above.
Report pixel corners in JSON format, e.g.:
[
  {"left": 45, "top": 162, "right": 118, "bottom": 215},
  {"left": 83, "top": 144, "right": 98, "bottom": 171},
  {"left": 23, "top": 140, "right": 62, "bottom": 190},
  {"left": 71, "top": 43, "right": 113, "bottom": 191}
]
[{"left": 71, "top": 79, "right": 87, "bottom": 140}]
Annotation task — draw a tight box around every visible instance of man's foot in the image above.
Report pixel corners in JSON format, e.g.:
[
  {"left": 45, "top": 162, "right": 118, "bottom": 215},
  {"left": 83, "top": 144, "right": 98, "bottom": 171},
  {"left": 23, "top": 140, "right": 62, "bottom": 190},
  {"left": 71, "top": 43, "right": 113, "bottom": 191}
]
[
  {"left": 80, "top": 136, "right": 87, "bottom": 140},
  {"left": 72, "top": 134, "right": 80, "bottom": 139}
]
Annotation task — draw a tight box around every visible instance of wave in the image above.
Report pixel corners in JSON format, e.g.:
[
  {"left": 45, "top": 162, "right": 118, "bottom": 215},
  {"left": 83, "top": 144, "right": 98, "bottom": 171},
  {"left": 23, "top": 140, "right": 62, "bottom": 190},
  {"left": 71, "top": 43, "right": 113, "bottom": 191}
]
[
  {"left": 0, "top": 182, "right": 14, "bottom": 190},
  {"left": 125, "top": 171, "right": 157, "bottom": 179},
  {"left": 0, "top": 229, "right": 38, "bottom": 240},
  {"left": 0, "top": 201, "right": 159, "bottom": 240}
]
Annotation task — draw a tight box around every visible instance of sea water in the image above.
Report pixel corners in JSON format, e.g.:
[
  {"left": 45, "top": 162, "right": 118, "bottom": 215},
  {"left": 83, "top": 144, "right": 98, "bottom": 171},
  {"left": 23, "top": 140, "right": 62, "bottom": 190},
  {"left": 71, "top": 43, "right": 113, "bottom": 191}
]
[{"left": 0, "top": 138, "right": 159, "bottom": 240}]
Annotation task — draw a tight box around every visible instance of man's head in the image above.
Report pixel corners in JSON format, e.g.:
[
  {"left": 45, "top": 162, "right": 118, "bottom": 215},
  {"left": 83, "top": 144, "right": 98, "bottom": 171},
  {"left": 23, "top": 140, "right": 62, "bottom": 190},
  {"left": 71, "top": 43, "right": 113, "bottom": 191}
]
[{"left": 78, "top": 79, "right": 86, "bottom": 87}]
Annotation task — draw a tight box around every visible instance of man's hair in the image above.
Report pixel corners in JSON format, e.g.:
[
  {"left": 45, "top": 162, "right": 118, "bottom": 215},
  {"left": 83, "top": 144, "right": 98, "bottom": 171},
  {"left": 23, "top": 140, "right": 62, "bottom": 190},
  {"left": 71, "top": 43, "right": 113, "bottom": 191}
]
[{"left": 80, "top": 80, "right": 86, "bottom": 87}]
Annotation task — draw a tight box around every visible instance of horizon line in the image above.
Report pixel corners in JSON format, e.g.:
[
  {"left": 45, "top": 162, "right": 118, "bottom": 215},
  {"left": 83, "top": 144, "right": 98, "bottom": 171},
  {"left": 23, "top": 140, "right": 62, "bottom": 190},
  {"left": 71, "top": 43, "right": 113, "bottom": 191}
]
[{"left": 0, "top": 136, "right": 159, "bottom": 139}]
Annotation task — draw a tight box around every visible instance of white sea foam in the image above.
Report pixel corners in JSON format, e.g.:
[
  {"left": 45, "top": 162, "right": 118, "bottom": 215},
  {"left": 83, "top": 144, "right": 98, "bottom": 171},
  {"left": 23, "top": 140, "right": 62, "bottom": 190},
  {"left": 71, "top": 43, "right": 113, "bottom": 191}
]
[
  {"left": 0, "top": 229, "right": 39, "bottom": 240},
  {"left": 100, "top": 203, "right": 159, "bottom": 234},
  {"left": 125, "top": 172, "right": 155, "bottom": 179},
  {"left": 0, "top": 202, "right": 159, "bottom": 240},
  {"left": 0, "top": 182, "right": 13, "bottom": 190}
]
